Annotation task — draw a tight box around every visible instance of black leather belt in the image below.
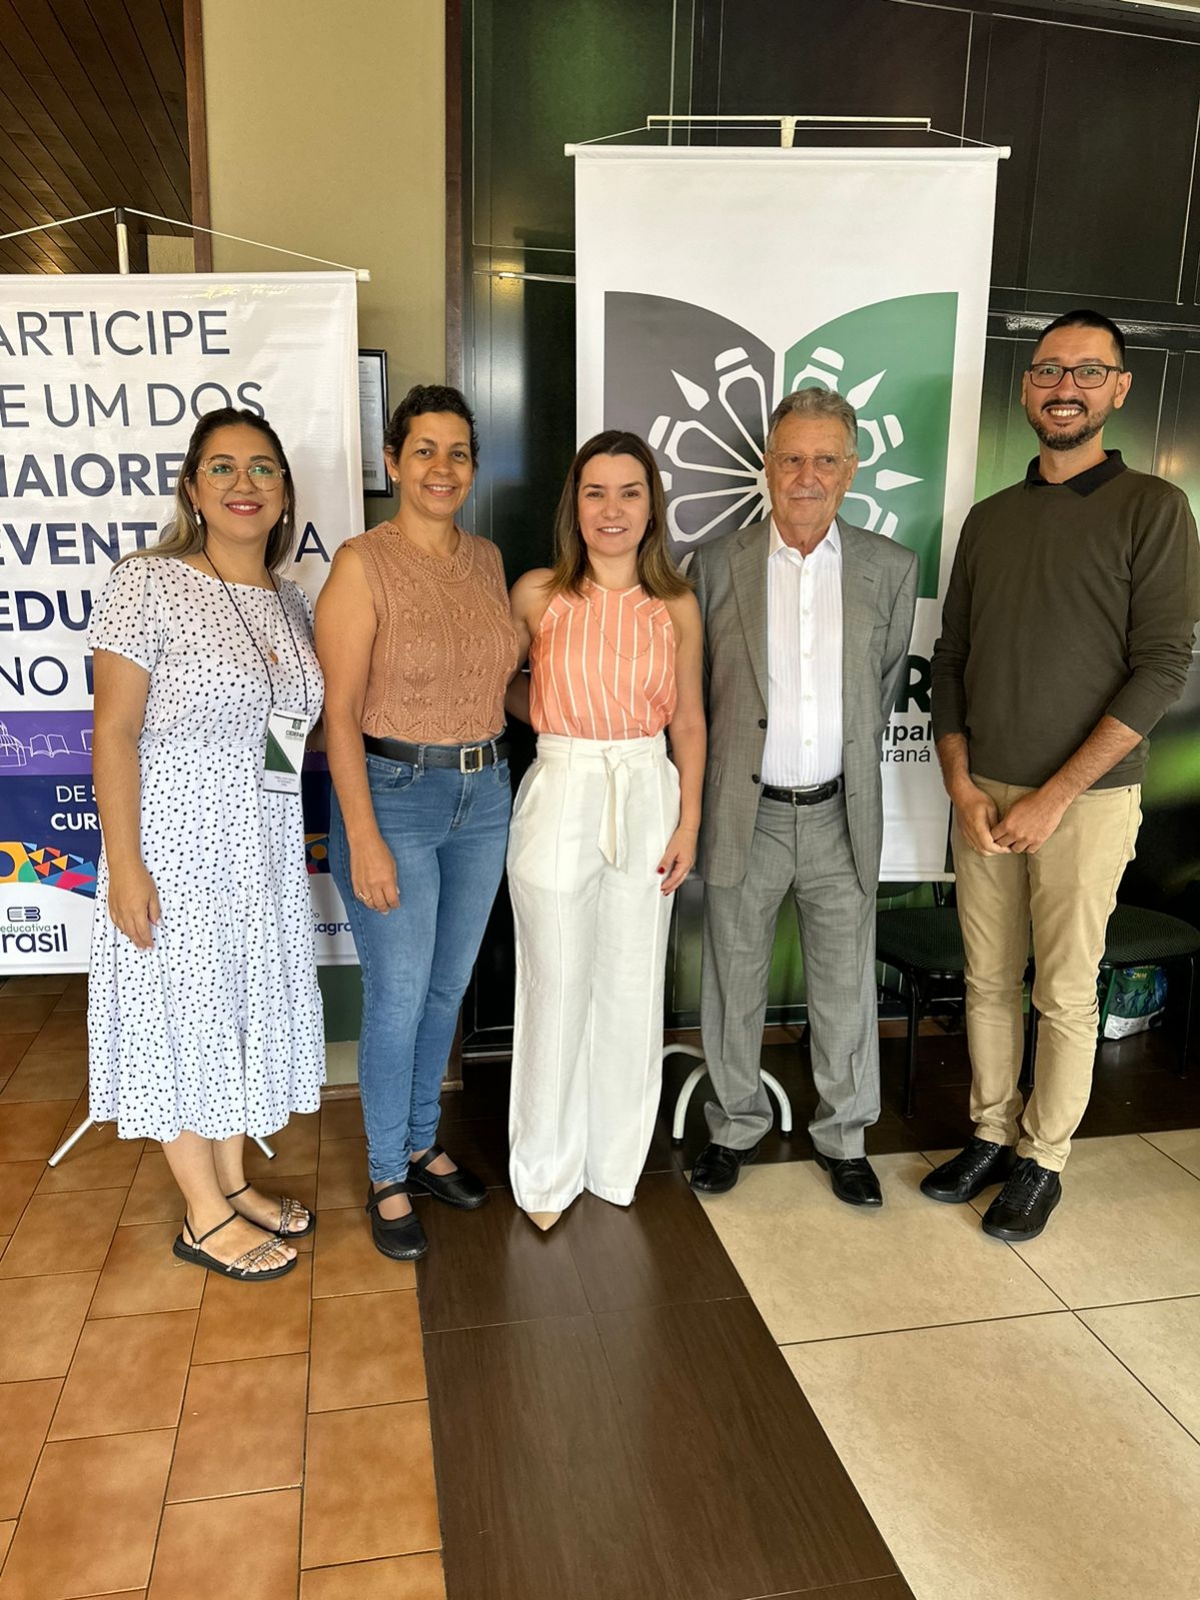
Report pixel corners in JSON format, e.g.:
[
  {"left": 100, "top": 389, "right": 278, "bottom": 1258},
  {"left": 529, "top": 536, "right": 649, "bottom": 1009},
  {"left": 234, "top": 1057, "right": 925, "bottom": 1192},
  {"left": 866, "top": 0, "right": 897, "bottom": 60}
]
[
  {"left": 364, "top": 734, "right": 508, "bottom": 773},
  {"left": 760, "top": 777, "right": 843, "bottom": 806}
]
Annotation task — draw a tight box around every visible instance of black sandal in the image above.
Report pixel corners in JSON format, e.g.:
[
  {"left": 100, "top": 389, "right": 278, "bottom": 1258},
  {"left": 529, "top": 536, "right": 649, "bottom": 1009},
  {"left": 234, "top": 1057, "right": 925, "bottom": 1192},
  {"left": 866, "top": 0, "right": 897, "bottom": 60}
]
[
  {"left": 365, "top": 1181, "right": 428, "bottom": 1261},
  {"left": 225, "top": 1181, "right": 315, "bottom": 1238},
  {"left": 173, "top": 1212, "right": 298, "bottom": 1280}
]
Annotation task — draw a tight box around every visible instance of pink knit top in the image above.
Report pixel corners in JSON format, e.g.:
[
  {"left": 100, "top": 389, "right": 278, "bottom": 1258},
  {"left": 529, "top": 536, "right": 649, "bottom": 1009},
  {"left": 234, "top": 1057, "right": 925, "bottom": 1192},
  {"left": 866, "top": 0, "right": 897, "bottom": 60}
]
[
  {"left": 348, "top": 521, "right": 519, "bottom": 743},
  {"left": 529, "top": 583, "right": 676, "bottom": 740}
]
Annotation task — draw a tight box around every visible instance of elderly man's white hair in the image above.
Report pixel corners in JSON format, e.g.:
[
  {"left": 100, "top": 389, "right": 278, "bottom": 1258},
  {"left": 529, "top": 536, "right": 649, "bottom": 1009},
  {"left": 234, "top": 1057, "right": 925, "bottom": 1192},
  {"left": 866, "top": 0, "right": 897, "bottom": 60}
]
[{"left": 766, "top": 387, "right": 859, "bottom": 457}]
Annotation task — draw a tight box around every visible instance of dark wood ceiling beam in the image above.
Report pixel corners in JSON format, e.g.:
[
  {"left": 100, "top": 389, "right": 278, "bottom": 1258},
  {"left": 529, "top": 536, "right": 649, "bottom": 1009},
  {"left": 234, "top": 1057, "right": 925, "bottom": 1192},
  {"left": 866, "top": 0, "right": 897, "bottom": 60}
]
[
  {"left": 55, "top": 1, "right": 190, "bottom": 223},
  {"left": 0, "top": 0, "right": 193, "bottom": 277},
  {"left": 182, "top": 0, "right": 210, "bottom": 271},
  {"left": 0, "top": 1, "right": 182, "bottom": 231},
  {"left": 0, "top": 208, "right": 83, "bottom": 273},
  {"left": 0, "top": 85, "right": 118, "bottom": 262},
  {"left": 0, "top": 206, "right": 100, "bottom": 273},
  {"left": 52, "top": 0, "right": 191, "bottom": 215},
  {"left": 106, "top": 0, "right": 192, "bottom": 183},
  {"left": 164, "top": 0, "right": 185, "bottom": 66},
  {"left": 0, "top": 234, "right": 53, "bottom": 273}
]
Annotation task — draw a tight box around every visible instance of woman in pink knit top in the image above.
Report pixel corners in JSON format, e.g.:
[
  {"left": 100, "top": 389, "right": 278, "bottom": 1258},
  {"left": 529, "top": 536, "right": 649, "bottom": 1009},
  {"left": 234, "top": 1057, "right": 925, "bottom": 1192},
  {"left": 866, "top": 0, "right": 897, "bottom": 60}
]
[
  {"left": 317, "top": 386, "right": 518, "bottom": 1263},
  {"left": 506, "top": 431, "right": 705, "bottom": 1229}
]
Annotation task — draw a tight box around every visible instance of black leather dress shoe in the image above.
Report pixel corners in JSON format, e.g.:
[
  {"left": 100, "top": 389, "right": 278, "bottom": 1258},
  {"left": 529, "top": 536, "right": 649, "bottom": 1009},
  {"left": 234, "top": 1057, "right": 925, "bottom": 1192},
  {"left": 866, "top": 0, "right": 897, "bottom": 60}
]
[
  {"left": 405, "top": 1144, "right": 488, "bottom": 1210},
  {"left": 689, "top": 1141, "right": 761, "bottom": 1194},
  {"left": 365, "top": 1181, "right": 428, "bottom": 1261},
  {"left": 920, "top": 1137, "right": 1016, "bottom": 1204},
  {"left": 814, "top": 1151, "right": 883, "bottom": 1207},
  {"left": 981, "top": 1157, "right": 1061, "bottom": 1241}
]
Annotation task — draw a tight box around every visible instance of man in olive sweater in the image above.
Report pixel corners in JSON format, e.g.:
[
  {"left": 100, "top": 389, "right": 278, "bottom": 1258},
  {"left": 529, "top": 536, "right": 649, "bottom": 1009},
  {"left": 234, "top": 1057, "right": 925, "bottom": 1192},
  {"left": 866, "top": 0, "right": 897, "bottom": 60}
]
[{"left": 926, "top": 308, "right": 1200, "bottom": 1241}]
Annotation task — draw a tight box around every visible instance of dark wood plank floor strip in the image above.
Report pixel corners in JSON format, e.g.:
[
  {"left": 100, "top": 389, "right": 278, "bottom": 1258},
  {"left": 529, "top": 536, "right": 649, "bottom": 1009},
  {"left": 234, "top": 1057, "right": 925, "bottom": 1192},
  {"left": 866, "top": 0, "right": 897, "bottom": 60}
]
[
  {"left": 566, "top": 1170, "right": 747, "bottom": 1313},
  {"left": 425, "top": 1313, "right": 687, "bottom": 1600},
  {"left": 756, "top": 1579, "right": 914, "bottom": 1600},
  {"left": 594, "top": 1297, "right": 901, "bottom": 1600},
  {"left": 435, "top": 1114, "right": 511, "bottom": 1189},
  {"left": 414, "top": 1196, "right": 589, "bottom": 1333}
]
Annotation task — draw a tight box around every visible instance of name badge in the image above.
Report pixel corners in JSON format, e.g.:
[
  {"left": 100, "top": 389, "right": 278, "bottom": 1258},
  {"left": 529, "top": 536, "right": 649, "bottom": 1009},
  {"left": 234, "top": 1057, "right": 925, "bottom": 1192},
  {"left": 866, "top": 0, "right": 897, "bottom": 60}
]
[{"left": 263, "top": 707, "right": 309, "bottom": 794}]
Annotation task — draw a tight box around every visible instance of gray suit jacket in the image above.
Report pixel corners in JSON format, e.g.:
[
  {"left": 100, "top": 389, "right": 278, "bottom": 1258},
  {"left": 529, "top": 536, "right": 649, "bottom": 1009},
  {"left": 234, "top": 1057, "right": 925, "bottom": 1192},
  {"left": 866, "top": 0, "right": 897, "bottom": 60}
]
[{"left": 692, "top": 515, "right": 919, "bottom": 893}]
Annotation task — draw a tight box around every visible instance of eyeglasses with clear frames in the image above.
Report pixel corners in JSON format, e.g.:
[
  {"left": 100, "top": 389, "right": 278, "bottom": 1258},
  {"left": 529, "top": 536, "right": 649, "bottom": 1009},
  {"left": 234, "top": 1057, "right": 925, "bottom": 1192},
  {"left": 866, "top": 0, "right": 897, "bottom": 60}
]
[
  {"left": 767, "top": 450, "right": 851, "bottom": 476},
  {"left": 198, "top": 460, "right": 286, "bottom": 488},
  {"left": 1026, "top": 362, "right": 1124, "bottom": 390}
]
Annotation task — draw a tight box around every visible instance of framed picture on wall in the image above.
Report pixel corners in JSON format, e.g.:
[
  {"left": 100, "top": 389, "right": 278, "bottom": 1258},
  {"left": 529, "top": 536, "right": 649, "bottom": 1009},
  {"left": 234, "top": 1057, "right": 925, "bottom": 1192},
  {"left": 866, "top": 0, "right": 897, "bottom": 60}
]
[{"left": 358, "top": 349, "right": 390, "bottom": 497}]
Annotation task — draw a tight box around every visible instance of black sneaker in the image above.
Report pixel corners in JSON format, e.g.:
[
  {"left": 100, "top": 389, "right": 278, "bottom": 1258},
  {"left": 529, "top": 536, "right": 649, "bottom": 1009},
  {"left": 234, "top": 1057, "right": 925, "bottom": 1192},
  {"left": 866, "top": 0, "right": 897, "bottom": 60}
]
[
  {"left": 920, "top": 1137, "right": 1016, "bottom": 1204},
  {"left": 980, "top": 1157, "right": 1061, "bottom": 1242}
]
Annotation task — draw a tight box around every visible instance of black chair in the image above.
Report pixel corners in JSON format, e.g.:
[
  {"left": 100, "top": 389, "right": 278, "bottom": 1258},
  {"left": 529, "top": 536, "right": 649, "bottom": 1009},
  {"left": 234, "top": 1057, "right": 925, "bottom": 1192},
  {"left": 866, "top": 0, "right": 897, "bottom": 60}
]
[
  {"left": 1028, "top": 905, "right": 1200, "bottom": 1076},
  {"left": 877, "top": 886, "right": 968, "bottom": 1117}
]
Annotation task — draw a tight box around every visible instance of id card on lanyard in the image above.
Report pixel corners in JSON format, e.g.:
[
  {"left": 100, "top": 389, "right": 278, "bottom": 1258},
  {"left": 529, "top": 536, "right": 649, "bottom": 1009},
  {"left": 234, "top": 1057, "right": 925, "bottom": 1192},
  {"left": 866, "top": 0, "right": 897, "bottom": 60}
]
[
  {"left": 202, "top": 554, "right": 312, "bottom": 797},
  {"left": 263, "top": 708, "right": 310, "bottom": 794}
]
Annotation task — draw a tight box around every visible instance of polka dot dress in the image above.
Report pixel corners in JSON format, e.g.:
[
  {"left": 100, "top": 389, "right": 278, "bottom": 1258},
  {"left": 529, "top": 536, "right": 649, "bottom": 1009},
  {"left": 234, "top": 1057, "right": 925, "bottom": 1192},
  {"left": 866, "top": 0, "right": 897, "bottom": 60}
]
[{"left": 86, "top": 556, "right": 326, "bottom": 1142}]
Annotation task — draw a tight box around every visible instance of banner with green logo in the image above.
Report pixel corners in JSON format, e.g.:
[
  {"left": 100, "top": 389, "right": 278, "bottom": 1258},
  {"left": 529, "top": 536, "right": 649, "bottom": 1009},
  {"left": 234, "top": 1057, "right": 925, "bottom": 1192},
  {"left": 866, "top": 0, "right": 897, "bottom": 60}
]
[{"left": 575, "top": 146, "right": 1001, "bottom": 875}]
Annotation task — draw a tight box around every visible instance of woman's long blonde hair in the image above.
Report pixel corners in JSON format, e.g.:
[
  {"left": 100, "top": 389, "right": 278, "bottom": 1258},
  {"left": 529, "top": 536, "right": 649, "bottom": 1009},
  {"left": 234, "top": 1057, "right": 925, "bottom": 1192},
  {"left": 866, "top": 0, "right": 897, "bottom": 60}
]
[
  {"left": 123, "top": 407, "right": 297, "bottom": 573},
  {"left": 546, "top": 430, "right": 691, "bottom": 600}
]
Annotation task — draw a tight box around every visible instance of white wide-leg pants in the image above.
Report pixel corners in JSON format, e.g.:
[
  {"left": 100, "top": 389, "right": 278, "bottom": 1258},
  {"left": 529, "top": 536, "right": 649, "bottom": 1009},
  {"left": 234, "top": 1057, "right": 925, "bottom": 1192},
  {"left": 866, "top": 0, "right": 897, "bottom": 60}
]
[{"left": 507, "top": 732, "right": 679, "bottom": 1211}]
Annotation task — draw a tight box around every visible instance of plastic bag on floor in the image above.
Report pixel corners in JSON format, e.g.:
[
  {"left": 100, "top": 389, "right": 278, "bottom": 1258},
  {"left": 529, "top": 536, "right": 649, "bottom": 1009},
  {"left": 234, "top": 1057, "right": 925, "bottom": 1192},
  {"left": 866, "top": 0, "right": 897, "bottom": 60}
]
[{"left": 1100, "top": 964, "right": 1167, "bottom": 1039}]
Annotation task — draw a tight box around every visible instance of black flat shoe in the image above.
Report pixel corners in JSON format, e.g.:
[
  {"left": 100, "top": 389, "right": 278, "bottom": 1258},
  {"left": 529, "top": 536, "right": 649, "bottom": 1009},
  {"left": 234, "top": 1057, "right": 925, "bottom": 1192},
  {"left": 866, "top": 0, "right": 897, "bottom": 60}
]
[
  {"left": 689, "top": 1141, "right": 761, "bottom": 1195},
  {"left": 405, "top": 1144, "right": 488, "bottom": 1210},
  {"left": 920, "top": 1137, "right": 1015, "bottom": 1204},
  {"left": 814, "top": 1151, "right": 883, "bottom": 1208},
  {"left": 981, "top": 1157, "right": 1061, "bottom": 1242},
  {"left": 365, "top": 1181, "right": 428, "bottom": 1261}
]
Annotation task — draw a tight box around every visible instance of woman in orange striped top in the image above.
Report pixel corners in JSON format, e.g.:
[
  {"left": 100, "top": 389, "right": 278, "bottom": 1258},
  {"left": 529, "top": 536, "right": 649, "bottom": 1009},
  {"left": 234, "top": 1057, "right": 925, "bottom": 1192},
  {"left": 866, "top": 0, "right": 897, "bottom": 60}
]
[{"left": 506, "top": 431, "right": 705, "bottom": 1229}]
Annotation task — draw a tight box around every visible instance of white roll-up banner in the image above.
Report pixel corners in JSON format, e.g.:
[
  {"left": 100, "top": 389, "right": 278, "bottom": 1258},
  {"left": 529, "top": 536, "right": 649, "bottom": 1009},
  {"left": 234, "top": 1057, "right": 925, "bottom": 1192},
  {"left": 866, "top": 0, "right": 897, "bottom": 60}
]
[
  {"left": 574, "top": 145, "right": 1002, "bottom": 878},
  {"left": 0, "top": 271, "right": 361, "bottom": 970}
]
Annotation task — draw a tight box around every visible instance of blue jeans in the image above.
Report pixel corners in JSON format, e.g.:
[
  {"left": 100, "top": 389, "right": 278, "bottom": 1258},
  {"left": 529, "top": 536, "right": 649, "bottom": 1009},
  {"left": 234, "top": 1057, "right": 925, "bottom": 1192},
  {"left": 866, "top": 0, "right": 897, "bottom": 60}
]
[{"left": 330, "top": 751, "right": 511, "bottom": 1184}]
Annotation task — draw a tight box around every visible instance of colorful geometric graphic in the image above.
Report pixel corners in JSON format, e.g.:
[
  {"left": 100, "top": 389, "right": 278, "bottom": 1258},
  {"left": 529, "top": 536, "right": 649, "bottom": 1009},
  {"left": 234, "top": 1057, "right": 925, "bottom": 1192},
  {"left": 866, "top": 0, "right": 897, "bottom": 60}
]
[
  {"left": 0, "top": 842, "right": 98, "bottom": 897},
  {"left": 305, "top": 833, "right": 332, "bottom": 875}
]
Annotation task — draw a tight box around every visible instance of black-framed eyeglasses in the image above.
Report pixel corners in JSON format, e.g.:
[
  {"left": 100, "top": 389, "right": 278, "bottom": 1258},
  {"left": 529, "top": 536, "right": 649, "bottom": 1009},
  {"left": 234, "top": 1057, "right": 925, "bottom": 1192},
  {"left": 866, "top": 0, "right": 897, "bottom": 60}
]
[{"left": 1026, "top": 362, "right": 1124, "bottom": 390}]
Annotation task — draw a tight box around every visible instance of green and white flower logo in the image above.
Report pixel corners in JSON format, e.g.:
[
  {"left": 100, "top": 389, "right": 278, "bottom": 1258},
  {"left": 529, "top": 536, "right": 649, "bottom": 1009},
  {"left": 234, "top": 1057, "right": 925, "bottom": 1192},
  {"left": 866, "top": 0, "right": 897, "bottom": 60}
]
[{"left": 604, "top": 291, "right": 957, "bottom": 598}]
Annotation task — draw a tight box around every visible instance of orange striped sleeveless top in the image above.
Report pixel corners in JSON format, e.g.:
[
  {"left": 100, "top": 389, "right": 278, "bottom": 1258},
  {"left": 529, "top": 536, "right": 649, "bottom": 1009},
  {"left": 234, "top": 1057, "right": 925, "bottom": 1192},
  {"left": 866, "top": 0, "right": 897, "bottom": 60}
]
[{"left": 529, "top": 583, "right": 676, "bottom": 740}]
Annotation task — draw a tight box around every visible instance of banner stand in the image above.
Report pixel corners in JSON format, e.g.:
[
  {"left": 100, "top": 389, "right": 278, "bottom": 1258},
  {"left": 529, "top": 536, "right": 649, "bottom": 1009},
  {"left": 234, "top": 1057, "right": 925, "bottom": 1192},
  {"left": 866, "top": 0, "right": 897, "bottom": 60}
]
[
  {"left": 564, "top": 109, "right": 1010, "bottom": 160},
  {"left": 2, "top": 210, "right": 369, "bottom": 1167},
  {"left": 0, "top": 203, "right": 373, "bottom": 281},
  {"left": 48, "top": 1118, "right": 276, "bottom": 1168},
  {"left": 571, "top": 122, "right": 1007, "bottom": 878}
]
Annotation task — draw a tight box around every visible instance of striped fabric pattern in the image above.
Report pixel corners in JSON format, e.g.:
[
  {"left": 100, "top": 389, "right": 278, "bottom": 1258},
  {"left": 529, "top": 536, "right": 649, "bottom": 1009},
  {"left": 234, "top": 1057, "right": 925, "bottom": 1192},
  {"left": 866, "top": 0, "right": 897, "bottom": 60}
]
[
  {"left": 761, "top": 519, "right": 844, "bottom": 787},
  {"left": 529, "top": 583, "right": 676, "bottom": 740}
]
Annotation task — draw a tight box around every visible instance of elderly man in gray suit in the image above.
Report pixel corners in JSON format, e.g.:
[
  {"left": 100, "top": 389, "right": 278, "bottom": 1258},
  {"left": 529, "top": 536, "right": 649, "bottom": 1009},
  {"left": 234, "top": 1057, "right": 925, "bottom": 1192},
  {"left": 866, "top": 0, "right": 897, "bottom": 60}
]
[{"left": 689, "top": 387, "right": 918, "bottom": 1206}]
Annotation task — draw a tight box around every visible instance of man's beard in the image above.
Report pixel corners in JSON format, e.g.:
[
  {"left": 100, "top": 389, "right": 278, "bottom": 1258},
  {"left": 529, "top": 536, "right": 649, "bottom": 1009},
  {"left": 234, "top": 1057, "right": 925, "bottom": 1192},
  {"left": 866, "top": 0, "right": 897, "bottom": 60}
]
[{"left": 1029, "top": 401, "right": 1111, "bottom": 453}]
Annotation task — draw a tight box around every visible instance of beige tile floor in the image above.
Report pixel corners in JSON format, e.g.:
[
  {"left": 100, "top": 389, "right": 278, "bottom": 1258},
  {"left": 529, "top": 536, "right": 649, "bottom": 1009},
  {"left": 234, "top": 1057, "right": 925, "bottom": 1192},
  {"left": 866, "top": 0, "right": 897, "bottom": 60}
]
[
  {"left": 702, "top": 1131, "right": 1200, "bottom": 1600},
  {"left": 0, "top": 975, "right": 445, "bottom": 1600}
]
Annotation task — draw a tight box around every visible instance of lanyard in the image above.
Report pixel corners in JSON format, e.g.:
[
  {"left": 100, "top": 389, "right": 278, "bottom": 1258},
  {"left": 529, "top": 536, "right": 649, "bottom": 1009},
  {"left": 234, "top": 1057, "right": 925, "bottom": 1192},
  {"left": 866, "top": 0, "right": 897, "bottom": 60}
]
[{"left": 203, "top": 551, "right": 310, "bottom": 717}]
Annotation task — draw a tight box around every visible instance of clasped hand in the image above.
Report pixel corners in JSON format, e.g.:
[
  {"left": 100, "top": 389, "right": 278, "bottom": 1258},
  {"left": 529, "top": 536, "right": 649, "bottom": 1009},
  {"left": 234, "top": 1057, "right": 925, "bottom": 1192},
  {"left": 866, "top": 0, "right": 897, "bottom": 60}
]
[{"left": 955, "top": 783, "right": 1067, "bottom": 856}]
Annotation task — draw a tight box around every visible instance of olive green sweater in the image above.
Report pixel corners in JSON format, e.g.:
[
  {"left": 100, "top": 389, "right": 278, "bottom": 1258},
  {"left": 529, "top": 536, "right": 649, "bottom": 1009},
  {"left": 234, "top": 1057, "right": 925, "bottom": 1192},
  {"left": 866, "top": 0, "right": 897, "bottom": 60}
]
[{"left": 931, "top": 452, "right": 1200, "bottom": 789}]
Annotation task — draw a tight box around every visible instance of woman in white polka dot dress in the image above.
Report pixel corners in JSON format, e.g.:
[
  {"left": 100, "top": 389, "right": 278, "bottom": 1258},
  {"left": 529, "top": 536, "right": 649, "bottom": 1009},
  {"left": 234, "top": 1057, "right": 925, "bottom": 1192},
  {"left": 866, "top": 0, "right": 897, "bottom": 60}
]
[{"left": 87, "top": 409, "right": 325, "bottom": 1281}]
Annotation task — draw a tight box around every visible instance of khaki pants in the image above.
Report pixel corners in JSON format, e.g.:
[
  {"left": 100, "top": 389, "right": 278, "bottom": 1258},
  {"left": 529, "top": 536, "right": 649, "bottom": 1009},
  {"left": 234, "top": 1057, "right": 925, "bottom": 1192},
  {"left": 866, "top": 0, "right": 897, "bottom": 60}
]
[{"left": 952, "top": 776, "right": 1141, "bottom": 1171}]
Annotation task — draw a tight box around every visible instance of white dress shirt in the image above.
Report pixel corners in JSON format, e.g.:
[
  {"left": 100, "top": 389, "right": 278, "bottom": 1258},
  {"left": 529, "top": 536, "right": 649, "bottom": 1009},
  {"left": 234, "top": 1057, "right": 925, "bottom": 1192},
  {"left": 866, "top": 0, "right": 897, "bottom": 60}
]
[{"left": 760, "top": 518, "right": 844, "bottom": 787}]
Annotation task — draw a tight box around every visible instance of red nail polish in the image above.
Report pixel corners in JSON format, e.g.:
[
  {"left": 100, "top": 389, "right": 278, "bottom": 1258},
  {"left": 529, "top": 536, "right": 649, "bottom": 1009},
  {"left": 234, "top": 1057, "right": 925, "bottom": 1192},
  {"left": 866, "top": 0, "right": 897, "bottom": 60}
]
[{"left": 657, "top": 867, "right": 665, "bottom": 874}]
